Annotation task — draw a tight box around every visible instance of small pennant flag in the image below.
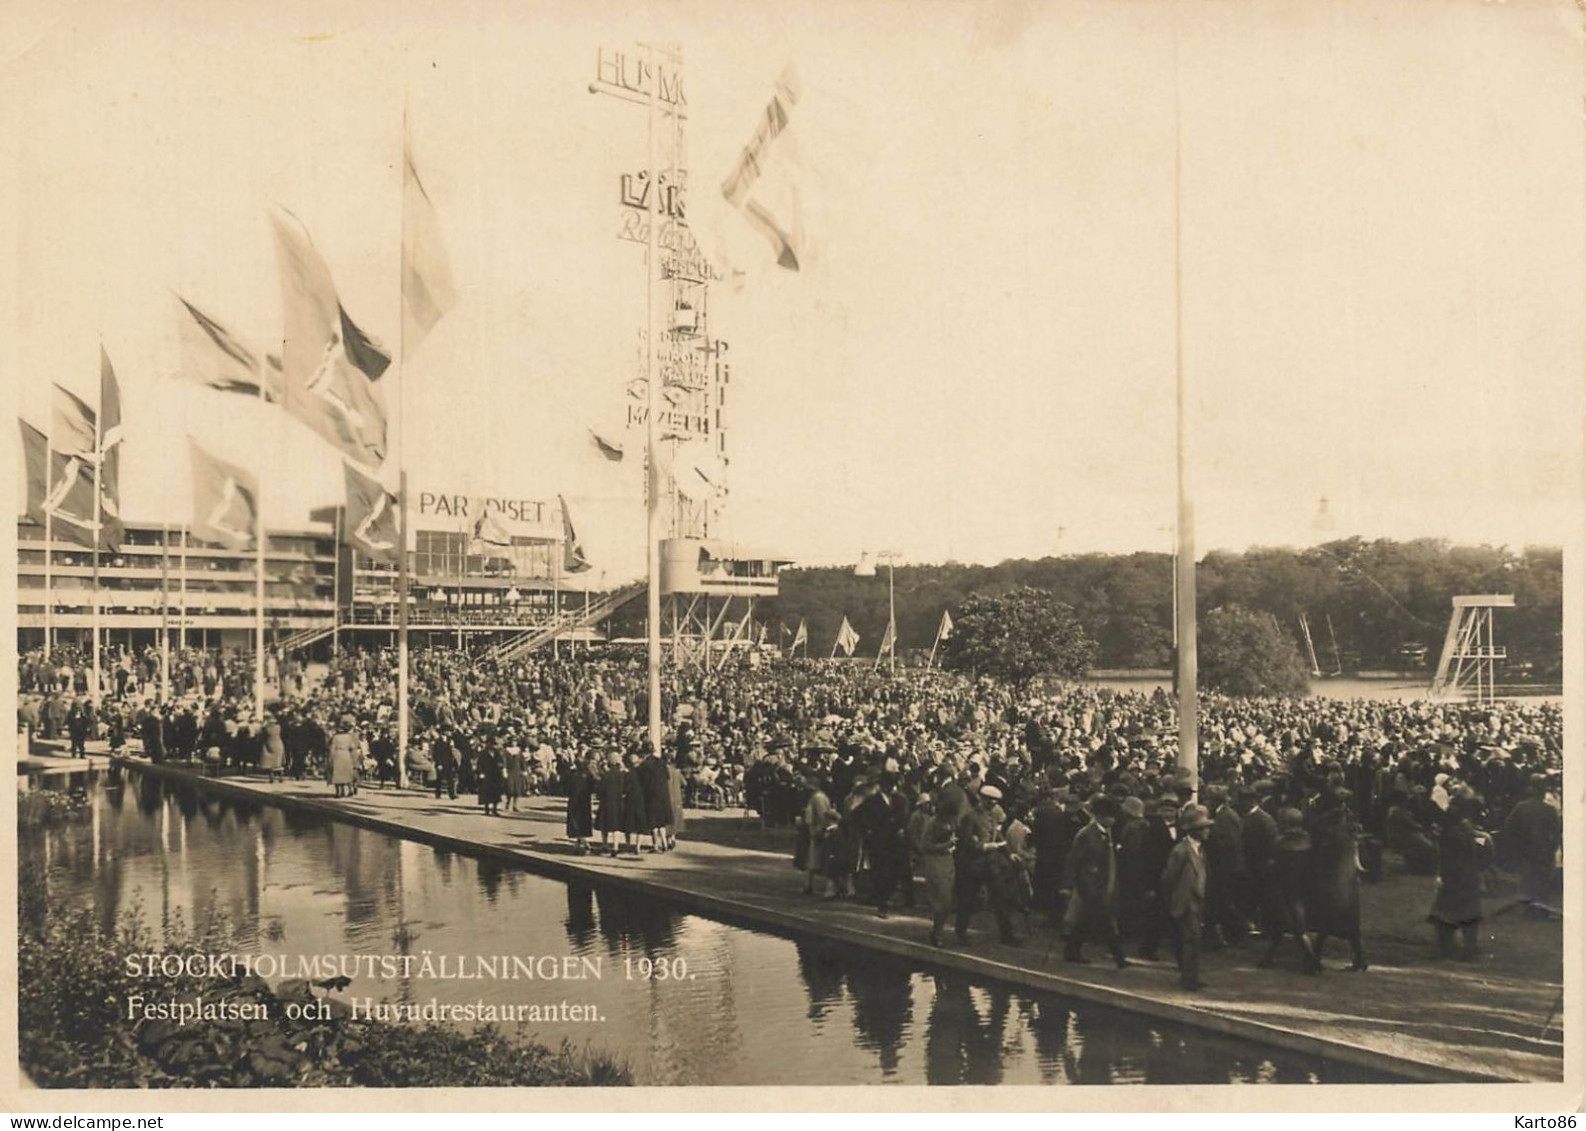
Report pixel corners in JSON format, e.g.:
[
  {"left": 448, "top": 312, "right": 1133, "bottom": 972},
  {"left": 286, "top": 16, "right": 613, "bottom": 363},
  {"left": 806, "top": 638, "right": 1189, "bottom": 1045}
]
[
  {"left": 792, "top": 617, "right": 808, "bottom": 653},
  {"left": 937, "top": 609, "right": 954, "bottom": 642},
  {"left": 189, "top": 439, "right": 259, "bottom": 551},
  {"left": 879, "top": 618, "right": 896, "bottom": 656},
  {"left": 560, "top": 494, "right": 592, "bottom": 574},
  {"left": 343, "top": 461, "right": 400, "bottom": 564},
  {"left": 402, "top": 139, "right": 459, "bottom": 354},
  {"left": 834, "top": 615, "right": 859, "bottom": 657},
  {"left": 590, "top": 430, "right": 625, "bottom": 462}
]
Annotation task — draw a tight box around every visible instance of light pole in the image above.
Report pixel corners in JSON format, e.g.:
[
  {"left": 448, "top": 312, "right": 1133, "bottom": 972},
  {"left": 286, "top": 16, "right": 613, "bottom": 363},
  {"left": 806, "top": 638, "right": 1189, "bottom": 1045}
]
[{"left": 855, "top": 550, "right": 900, "bottom": 673}]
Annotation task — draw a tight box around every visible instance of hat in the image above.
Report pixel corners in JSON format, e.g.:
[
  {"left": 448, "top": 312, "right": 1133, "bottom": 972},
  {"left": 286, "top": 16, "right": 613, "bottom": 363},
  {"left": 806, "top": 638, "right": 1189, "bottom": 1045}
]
[
  {"left": 1276, "top": 807, "right": 1306, "bottom": 833},
  {"left": 340, "top": 715, "right": 356, "bottom": 729},
  {"left": 1203, "top": 784, "right": 1229, "bottom": 806},
  {"left": 979, "top": 784, "right": 1004, "bottom": 801},
  {"left": 1121, "top": 796, "right": 1145, "bottom": 820},
  {"left": 1178, "top": 804, "right": 1214, "bottom": 832}
]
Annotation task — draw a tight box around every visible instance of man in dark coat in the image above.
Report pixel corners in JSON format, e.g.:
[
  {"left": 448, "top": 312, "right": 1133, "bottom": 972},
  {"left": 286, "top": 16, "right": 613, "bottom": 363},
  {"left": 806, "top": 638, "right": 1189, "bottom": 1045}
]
[
  {"left": 140, "top": 707, "right": 166, "bottom": 764},
  {"left": 855, "top": 772, "right": 912, "bottom": 917},
  {"left": 1203, "top": 784, "right": 1248, "bottom": 947},
  {"left": 1239, "top": 784, "right": 1279, "bottom": 936},
  {"left": 953, "top": 787, "right": 1019, "bottom": 947},
  {"left": 1062, "top": 794, "right": 1129, "bottom": 968},
  {"left": 1122, "top": 796, "right": 1177, "bottom": 960},
  {"left": 1430, "top": 795, "right": 1492, "bottom": 959},
  {"left": 1029, "top": 789, "right": 1069, "bottom": 924},
  {"left": 1502, "top": 777, "right": 1561, "bottom": 919},
  {"left": 1310, "top": 788, "right": 1367, "bottom": 972},
  {"left": 1162, "top": 804, "right": 1212, "bottom": 991}
]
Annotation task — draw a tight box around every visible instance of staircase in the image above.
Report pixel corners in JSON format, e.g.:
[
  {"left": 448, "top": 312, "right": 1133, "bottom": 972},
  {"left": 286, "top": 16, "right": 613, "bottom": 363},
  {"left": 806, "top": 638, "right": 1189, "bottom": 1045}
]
[
  {"left": 277, "top": 623, "right": 338, "bottom": 653},
  {"left": 490, "top": 584, "right": 645, "bottom": 665}
]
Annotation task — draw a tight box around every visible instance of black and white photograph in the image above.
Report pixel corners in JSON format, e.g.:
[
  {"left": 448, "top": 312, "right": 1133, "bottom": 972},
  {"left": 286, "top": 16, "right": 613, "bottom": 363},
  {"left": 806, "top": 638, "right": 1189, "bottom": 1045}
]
[{"left": 2, "top": 0, "right": 1580, "bottom": 1112}]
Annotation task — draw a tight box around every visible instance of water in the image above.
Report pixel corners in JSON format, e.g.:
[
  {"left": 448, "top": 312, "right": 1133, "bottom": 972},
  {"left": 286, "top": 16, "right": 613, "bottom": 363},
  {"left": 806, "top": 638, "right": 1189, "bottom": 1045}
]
[{"left": 26, "top": 768, "right": 1400, "bottom": 1086}]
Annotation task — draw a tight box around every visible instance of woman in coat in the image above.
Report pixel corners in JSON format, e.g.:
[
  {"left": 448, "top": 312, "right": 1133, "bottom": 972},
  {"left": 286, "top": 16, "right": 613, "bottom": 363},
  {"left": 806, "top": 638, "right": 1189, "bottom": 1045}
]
[
  {"left": 259, "top": 713, "right": 286, "bottom": 782},
  {"left": 635, "top": 751, "right": 674, "bottom": 852},
  {"left": 504, "top": 737, "right": 529, "bottom": 812},
  {"left": 327, "top": 717, "right": 360, "bottom": 799},
  {"left": 476, "top": 732, "right": 506, "bottom": 817},
  {"left": 666, "top": 759, "right": 686, "bottom": 850},
  {"left": 565, "top": 752, "right": 596, "bottom": 854},
  {"left": 620, "top": 749, "right": 650, "bottom": 844},
  {"left": 1309, "top": 789, "right": 1367, "bottom": 972},
  {"left": 1428, "top": 795, "right": 1491, "bottom": 960},
  {"left": 918, "top": 799, "right": 957, "bottom": 947},
  {"left": 596, "top": 751, "right": 633, "bottom": 855},
  {"left": 1258, "top": 808, "right": 1320, "bottom": 973}
]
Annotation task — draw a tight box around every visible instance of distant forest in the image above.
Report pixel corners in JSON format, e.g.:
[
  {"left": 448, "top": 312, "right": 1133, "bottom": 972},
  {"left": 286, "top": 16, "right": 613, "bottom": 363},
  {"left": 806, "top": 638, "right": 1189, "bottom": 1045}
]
[{"left": 616, "top": 538, "right": 1562, "bottom": 676}]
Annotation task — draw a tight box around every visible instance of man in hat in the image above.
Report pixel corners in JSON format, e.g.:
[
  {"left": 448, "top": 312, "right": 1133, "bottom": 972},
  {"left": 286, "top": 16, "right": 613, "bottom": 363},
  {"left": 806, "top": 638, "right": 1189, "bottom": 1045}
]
[
  {"left": 855, "top": 772, "right": 912, "bottom": 917},
  {"left": 1238, "top": 783, "right": 1278, "bottom": 935},
  {"left": 1429, "top": 793, "right": 1492, "bottom": 959},
  {"left": 1161, "top": 804, "right": 1213, "bottom": 991},
  {"left": 1258, "top": 808, "right": 1320, "bottom": 974},
  {"left": 1062, "top": 794, "right": 1129, "bottom": 968},
  {"left": 1203, "top": 783, "right": 1248, "bottom": 948},
  {"left": 953, "top": 785, "right": 1020, "bottom": 947}
]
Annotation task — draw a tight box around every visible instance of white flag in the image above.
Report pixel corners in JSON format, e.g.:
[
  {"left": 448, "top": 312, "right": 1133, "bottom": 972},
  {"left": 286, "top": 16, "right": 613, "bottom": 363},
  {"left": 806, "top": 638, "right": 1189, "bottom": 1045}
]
[
  {"left": 834, "top": 615, "right": 859, "bottom": 657},
  {"left": 937, "top": 609, "right": 954, "bottom": 642},
  {"left": 403, "top": 139, "right": 458, "bottom": 352}
]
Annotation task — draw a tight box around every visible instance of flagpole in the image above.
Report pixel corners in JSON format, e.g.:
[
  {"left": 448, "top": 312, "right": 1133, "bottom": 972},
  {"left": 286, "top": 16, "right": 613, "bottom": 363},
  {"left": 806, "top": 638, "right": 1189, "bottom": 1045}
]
[
  {"left": 1171, "top": 37, "right": 1198, "bottom": 798},
  {"left": 887, "top": 559, "right": 896, "bottom": 674},
  {"left": 332, "top": 506, "right": 342, "bottom": 657},
  {"left": 396, "top": 99, "right": 411, "bottom": 790},
  {"left": 928, "top": 616, "right": 942, "bottom": 670},
  {"left": 643, "top": 41, "right": 664, "bottom": 760},
  {"left": 254, "top": 362, "right": 267, "bottom": 721},
  {"left": 44, "top": 426, "right": 53, "bottom": 658},
  {"left": 179, "top": 525, "right": 188, "bottom": 667},
  {"left": 160, "top": 522, "right": 170, "bottom": 703},
  {"left": 92, "top": 377, "right": 102, "bottom": 710}
]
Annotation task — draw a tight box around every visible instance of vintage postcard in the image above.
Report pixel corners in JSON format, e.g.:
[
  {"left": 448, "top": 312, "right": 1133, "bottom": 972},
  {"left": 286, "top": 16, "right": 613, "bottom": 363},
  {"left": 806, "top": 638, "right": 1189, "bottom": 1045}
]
[{"left": 1, "top": 0, "right": 1580, "bottom": 1115}]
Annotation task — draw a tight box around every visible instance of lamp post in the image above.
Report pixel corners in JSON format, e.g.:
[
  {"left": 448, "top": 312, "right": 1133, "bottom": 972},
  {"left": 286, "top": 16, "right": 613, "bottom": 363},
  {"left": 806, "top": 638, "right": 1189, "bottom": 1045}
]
[{"left": 855, "top": 550, "right": 900, "bottom": 673}]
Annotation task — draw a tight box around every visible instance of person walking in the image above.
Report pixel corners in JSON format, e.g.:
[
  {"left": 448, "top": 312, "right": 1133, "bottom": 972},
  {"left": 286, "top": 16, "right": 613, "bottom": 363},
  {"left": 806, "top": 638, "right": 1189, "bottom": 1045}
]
[
  {"left": 1162, "top": 804, "right": 1212, "bottom": 991},
  {"left": 800, "top": 773, "right": 837, "bottom": 896},
  {"left": 918, "top": 797, "right": 957, "bottom": 947},
  {"left": 327, "top": 716, "right": 360, "bottom": 799},
  {"left": 1502, "top": 775, "right": 1561, "bottom": 920},
  {"left": 258, "top": 710, "right": 286, "bottom": 783},
  {"left": 1429, "top": 795, "right": 1491, "bottom": 961},
  {"left": 504, "top": 735, "right": 529, "bottom": 813},
  {"left": 1310, "top": 788, "right": 1368, "bottom": 972},
  {"left": 953, "top": 786, "right": 1020, "bottom": 947},
  {"left": 476, "top": 731, "right": 506, "bottom": 817},
  {"left": 856, "top": 772, "right": 911, "bottom": 918},
  {"left": 1061, "top": 794, "right": 1130, "bottom": 969},
  {"left": 1257, "top": 808, "right": 1320, "bottom": 974}
]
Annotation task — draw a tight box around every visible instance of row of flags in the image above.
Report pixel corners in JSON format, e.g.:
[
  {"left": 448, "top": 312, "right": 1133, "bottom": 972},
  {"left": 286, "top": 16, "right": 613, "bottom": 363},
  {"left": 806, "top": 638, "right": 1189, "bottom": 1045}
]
[
  {"left": 19, "top": 349, "right": 126, "bottom": 553},
  {"left": 827, "top": 609, "right": 954, "bottom": 661}
]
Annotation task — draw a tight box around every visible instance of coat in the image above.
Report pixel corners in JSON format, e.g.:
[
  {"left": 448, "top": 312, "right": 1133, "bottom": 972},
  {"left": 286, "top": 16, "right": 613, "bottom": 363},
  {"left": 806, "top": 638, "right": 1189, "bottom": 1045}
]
[
  {"left": 476, "top": 749, "right": 506, "bottom": 806},
  {"left": 1308, "top": 807, "right": 1362, "bottom": 935},
  {"left": 1430, "top": 818, "right": 1488, "bottom": 926},
  {"left": 327, "top": 731, "right": 360, "bottom": 785},
  {"left": 259, "top": 722, "right": 285, "bottom": 771},
  {"left": 565, "top": 767, "right": 595, "bottom": 838},
  {"left": 1063, "top": 821, "right": 1118, "bottom": 932},
  {"left": 1161, "top": 837, "right": 1206, "bottom": 921},
  {"left": 666, "top": 765, "right": 686, "bottom": 833},
  {"left": 635, "top": 756, "right": 673, "bottom": 828}
]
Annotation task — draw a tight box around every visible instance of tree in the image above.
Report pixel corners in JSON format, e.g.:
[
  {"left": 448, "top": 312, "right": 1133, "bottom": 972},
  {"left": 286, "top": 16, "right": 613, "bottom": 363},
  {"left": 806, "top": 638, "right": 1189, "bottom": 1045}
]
[
  {"left": 940, "top": 587, "right": 1097, "bottom": 688},
  {"left": 1198, "top": 604, "right": 1311, "bottom": 697}
]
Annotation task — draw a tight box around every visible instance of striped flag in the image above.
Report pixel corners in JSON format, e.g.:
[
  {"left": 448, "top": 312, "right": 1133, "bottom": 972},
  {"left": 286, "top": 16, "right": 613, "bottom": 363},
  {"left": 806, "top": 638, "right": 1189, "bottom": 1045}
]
[
  {"left": 189, "top": 439, "right": 258, "bottom": 551},
  {"left": 44, "top": 452, "right": 101, "bottom": 549},
  {"left": 402, "top": 139, "right": 459, "bottom": 353},
  {"left": 721, "top": 65, "right": 808, "bottom": 272}
]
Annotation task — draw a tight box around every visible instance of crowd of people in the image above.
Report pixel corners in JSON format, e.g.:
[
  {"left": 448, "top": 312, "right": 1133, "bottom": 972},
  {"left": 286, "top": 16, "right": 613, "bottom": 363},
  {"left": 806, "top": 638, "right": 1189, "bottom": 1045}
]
[{"left": 21, "top": 640, "right": 1564, "bottom": 990}]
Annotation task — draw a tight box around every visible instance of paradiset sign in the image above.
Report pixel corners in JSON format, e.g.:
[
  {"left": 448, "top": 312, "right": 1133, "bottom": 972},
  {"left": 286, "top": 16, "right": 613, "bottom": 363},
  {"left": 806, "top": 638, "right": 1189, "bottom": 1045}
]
[{"left": 415, "top": 491, "right": 558, "bottom": 535}]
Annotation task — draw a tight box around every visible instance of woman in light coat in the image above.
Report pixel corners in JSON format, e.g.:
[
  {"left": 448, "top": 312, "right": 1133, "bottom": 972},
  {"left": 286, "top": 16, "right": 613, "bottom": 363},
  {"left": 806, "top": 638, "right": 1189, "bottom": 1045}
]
[{"left": 327, "top": 717, "right": 360, "bottom": 799}]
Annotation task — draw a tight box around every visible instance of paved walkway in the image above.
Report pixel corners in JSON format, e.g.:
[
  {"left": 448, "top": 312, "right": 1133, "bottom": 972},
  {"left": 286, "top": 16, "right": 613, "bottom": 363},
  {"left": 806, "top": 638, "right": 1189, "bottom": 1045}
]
[{"left": 77, "top": 751, "right": 1565, "bottom": 1082}]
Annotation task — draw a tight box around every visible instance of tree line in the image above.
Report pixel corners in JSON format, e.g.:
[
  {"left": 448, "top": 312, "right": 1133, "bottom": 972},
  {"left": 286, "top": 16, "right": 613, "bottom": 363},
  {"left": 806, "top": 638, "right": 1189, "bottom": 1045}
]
[{"left": 738, "top": 538, "right": 1561, "bottom": 675}]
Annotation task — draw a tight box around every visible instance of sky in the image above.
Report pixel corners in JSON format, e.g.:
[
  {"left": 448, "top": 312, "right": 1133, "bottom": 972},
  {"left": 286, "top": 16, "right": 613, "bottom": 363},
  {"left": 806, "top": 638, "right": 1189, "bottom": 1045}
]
[{"left": 3, "top": 0, "right": 1582, "bottom": 585}]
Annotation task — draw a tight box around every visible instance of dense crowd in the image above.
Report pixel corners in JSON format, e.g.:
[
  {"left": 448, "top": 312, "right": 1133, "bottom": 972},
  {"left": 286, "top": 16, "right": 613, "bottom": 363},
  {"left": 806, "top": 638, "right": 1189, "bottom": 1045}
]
[{"left": 21, "top": 641, "right": 1563, "bottom": 989}]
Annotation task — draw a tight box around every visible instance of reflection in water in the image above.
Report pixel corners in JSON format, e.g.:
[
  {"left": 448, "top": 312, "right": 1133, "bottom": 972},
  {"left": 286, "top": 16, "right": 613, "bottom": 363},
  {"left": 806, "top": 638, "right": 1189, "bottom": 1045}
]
[{"left": 28, "top": 770, "right": 1395, "bottom": 1087}]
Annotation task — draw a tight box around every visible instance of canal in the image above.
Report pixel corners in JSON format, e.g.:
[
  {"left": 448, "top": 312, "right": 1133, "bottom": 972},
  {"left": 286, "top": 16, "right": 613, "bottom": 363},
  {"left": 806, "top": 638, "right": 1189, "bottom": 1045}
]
[{"left": 27, "top": 767, "right": 1403, "bottom": 1087}]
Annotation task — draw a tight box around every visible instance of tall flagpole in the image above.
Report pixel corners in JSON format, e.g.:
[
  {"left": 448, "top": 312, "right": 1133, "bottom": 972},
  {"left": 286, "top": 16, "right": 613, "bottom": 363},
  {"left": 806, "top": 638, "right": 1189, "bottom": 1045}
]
[
  {"left": 252, "top": 356, "right": 267, "bottom": 720},
  {"left": 91, "top": 375, "right": 102, "bottom": 709},
  {"left": 643, "top": 42, "right": 664, "bottom": 760},
  {"left": 44, "top": 424, "right": 54, "bottom": 658},
  {"left": 1172, "top": 36, "right": 1198, "bottom": 796},
  {"left": 160, "top": 522, "right": 170, "bottom": 703},
  {"left": 332, "top": 506, "right": 343, "bottom": 656},
  {"left": 396, "top": 101, "right": 412, "bottom": 790}
]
